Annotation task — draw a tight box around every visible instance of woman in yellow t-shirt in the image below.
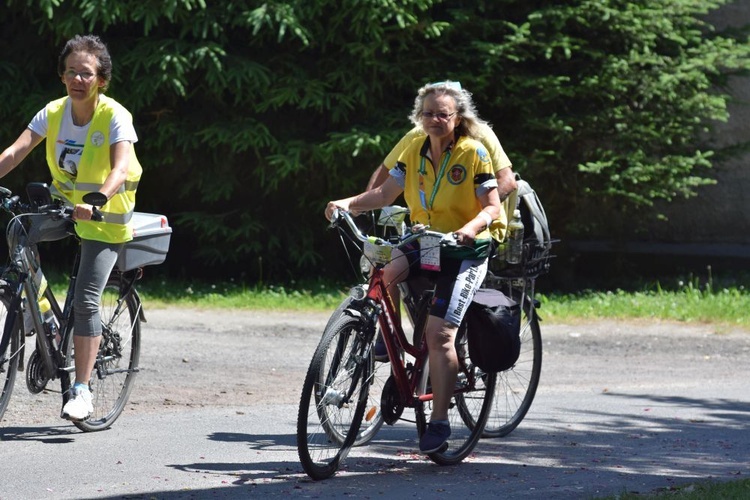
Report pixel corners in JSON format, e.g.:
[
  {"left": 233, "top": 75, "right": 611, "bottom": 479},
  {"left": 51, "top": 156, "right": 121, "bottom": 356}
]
[{"left": 326, "top": 81, "right": 501, "bottom": 454}]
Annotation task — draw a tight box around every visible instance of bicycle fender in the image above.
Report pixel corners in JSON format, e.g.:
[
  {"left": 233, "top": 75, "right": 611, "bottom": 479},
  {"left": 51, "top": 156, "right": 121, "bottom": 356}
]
[
  {"left": 131, "top": 288, "right": 147, "bottom": 323},
  {"left": 0, "top": 280, "right": 23, "bottom": 355},
  {"left": 342, "top": 307, "right": 363, "bottom": 320},
  {"left": 523, "top": 295, "right": 543, "bottom": 322}
]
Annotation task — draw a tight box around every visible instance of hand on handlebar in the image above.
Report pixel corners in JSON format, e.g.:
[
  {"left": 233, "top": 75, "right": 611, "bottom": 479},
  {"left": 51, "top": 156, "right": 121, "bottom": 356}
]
[
  {"left": 325, "top": 200, "right": 362, "bottom": 221},
  {"left": 452, "top": 227, "right": 477, "bottom": 247},
  {"left": 412, "top": 224, "right": 466, "bottom": 247},
  {"left": 72, "top": 204, "right": 95, "bottom": 222},
  {"left": 70, "top": 203, "right": 104, "bottom": 222}
]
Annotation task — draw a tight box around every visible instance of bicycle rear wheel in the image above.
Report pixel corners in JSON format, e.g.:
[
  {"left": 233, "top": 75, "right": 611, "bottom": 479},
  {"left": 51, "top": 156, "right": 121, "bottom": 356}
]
[
  {"left": 416, "top": 319, "right": 497, "bottom": 466},
  {"left": 0, "top": 291, "right": 21, "bottom": 422},
  {"left": 482, "top": 303, "right": 542, "bottom": 437},
  {"left": 63, "top": 273, "right": 141, "bottom": 432},
  {"left": 297, "top": 314, "right": 371, "bottom": 480}
]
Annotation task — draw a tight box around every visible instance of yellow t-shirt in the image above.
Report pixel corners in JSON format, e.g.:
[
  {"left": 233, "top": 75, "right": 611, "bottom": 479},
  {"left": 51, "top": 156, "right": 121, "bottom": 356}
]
[
  {"left": 392, "top": 136, "right": 495, "bottom": 259},
  {"left": 385, "top": 123, "right": 512, "bottom": 240}
]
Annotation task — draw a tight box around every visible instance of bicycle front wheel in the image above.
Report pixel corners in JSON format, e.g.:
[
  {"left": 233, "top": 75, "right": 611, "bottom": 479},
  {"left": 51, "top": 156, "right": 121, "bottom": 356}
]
[
  {"left": 0, "top": 290, "right": 21, "bottom": 422},
  {"left": 64, "top": 274, "right": 141, "bottom": 432},
  {"left": 323, "top": 297, "right": 386, "bottom": 446},
  {"left": 297, "top": 313, "right": 371, "bottom": 480},
  {"left": 482, "top": 304, "right": 542, "bottom": 437}
]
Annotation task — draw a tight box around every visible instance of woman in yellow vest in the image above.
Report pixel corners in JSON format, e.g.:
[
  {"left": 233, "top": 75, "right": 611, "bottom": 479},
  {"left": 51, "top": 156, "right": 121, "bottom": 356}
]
[
  {"left": 0, "top": 34, "right": 141, "bottom": 422},
  {"left": 325, "top": 82, "right": 501, "bottom": 453}
]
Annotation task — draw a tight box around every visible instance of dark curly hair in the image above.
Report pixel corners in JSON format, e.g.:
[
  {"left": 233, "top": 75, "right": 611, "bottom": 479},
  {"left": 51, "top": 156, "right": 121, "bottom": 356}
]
[{"left": 57, "top": 34, "right": 112, "bottom": 93}]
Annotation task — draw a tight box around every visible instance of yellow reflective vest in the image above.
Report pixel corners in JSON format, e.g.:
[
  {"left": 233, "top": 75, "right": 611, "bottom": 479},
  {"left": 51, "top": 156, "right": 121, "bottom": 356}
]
[{"left": 45, "top": 96, "right": 142, "bottom": 243}]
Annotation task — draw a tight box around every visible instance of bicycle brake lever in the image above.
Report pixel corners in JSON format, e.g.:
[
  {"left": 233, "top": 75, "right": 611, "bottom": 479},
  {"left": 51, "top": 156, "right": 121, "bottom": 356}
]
[{"left": 442, "top": 233, "right": 458, "bottom": 247}]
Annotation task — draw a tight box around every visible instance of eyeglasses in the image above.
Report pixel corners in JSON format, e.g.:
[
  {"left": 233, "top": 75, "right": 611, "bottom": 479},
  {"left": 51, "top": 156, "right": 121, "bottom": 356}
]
[
  {"left": 421, "top": 111, "right": 458, "bottom": 121},
  {"left": 63, "top": 70, "right": 97, "bottom": 82}
]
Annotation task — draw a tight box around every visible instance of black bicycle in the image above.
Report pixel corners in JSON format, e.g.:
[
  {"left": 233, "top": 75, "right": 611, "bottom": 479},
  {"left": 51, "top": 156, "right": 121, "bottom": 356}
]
[{"left": 0, "top": 183, "right": 170, "bottom": 431}]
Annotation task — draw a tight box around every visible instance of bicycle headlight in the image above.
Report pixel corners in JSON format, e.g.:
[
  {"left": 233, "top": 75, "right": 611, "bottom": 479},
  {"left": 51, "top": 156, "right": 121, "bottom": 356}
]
[{"left": 349, "top": 285, "right": 367, "bottom": 301}]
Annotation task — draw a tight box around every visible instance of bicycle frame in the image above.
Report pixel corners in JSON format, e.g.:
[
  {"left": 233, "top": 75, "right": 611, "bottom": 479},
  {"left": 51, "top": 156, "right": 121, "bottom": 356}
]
[
  {"left": 363, "top": 267, "right": 429, "bottom": 405},
  {"left": 354, "top": 260, "right": 484, "bottom": 413}
]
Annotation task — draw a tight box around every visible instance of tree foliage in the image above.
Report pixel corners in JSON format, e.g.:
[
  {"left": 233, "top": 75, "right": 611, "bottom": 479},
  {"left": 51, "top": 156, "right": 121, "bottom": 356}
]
[{"left": 0, "top": 0, "right": 747, "bottom": 281}]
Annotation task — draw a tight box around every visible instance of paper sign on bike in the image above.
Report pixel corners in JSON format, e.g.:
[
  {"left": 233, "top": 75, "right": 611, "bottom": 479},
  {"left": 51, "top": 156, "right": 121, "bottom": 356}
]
[
  {"left": 419, "top": 235, "right": 441, "bottom": 271},
  {"left": 363, "top": 236, "right": 392, "bottom": 265}
]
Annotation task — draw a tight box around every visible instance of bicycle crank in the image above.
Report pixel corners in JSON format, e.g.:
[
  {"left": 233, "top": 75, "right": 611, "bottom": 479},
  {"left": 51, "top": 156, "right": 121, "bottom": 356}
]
[
  {"left": 381, "top": 375, "right": 404, "bottom": 425},
  {"left": 26, "top": 349, "right": 50, "bottom": 394}
]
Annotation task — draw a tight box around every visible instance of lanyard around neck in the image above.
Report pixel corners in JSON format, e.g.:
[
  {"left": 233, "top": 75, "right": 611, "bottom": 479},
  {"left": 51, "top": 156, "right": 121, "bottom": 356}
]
[{"left": 418, "top": 149, "right": 452, "bottom": 212}]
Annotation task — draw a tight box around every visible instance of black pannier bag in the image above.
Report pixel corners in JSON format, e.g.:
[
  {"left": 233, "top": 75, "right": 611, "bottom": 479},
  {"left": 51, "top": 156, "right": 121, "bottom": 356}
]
[{"left": 465, "top": 288, "right": 521, "bottom": 372}]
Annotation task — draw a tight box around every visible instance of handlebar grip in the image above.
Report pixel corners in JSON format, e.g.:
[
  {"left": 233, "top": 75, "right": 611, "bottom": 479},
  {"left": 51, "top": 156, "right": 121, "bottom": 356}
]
[
  {"left": 7, "top": 195, "right": 20, "bottom": 210},
  {"left": 442, "top": 233, "right": 458, "bottom": 247}
]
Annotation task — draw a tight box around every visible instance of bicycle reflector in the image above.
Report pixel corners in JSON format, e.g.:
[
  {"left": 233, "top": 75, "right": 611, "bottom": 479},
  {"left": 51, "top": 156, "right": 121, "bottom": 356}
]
[{"left": 359, "top": 255, "right": 370, "bottom": 277}]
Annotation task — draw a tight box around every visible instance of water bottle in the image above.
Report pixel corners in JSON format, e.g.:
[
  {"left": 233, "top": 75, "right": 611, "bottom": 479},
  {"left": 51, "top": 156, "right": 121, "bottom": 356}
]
[
  {"left": 23, "top": 267, "right": 52, "bottom": 335},
  {"left": 506, "top": 209, "right": 524, "bottom": 265}
]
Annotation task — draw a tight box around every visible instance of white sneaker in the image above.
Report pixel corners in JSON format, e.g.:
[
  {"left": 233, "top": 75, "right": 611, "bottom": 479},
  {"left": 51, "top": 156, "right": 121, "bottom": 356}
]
[{"left": 62, "top": 387, "right": 93, "bottom": 421}]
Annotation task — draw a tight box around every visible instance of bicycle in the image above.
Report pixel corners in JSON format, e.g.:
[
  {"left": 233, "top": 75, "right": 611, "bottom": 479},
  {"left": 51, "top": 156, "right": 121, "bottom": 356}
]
[
  {"left": 0, "top": 182, "right": 171, "bottom": 431},
  {"left": 325, "top": 207, "right": 545, "bottom": 441},
  {"left": 296, "top": 209, "right": 496, "bottom": 480}
]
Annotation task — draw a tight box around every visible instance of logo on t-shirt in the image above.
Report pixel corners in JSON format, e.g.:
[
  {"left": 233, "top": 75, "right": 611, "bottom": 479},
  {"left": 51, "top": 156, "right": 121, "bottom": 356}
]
[
  {"left": 448, "top": 165, "right": 467, "bottom": 185},
  {"left": 90, "top": 131, "right": 105, "bottom": 147},
  {"left": 477, "top": 146, "right": 490, "bottom": 164},
  {"left": 57, "top": 139, "right": 83, "bottom": 177}
]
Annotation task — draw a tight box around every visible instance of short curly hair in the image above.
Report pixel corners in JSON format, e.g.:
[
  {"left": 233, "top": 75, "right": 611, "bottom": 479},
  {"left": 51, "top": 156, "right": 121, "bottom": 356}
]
[
  {"left": 57, "top": 34, "right": 112, "bottom": 93},
  {"left": 408, "top": 80, "right": 488, "bottom": 140}
]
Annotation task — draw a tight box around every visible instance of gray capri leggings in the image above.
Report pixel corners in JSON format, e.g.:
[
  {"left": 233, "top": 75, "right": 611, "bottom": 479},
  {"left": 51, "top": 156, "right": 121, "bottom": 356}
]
[{"left": 74, "top": 239, "right": 123, "bottom": 337}]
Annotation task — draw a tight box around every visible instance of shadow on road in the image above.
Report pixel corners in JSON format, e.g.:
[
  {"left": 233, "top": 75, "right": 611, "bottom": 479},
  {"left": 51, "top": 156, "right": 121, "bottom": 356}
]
[
  {"left": 90, "top": 392, "right": 750, "bottom": 499},
  {"left": 0, "top": 425, "right": 77, "bottom": 444}
]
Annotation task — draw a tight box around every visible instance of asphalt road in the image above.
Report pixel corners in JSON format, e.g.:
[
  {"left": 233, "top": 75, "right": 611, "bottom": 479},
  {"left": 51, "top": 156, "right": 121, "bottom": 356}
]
[{"left": 0, "top": 309, "right": 748, "bottom": 499}]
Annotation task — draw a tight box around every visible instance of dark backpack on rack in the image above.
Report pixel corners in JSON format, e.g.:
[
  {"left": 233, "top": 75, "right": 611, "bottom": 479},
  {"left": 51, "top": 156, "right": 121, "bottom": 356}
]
[{"left": 465, "top": 288, "right": 521, "bottom": 373}]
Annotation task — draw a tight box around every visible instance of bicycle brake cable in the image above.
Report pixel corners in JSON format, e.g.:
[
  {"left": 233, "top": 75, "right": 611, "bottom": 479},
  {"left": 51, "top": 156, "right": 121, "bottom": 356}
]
[{"left": 335, "top": 225, "right": 366, "bottom": 280}]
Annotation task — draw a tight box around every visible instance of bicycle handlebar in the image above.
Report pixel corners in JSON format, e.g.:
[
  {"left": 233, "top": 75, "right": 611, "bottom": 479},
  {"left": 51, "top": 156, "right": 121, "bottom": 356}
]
[
  {"left": 0, "top": 185, "right": 103, "bottom": 222},
  {"left": 330, "top": 208, "right": 458, "bottom": 249}
]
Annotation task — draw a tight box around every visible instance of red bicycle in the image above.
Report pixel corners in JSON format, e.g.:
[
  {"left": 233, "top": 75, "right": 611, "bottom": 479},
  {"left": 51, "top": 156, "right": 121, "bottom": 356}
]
[{"left": 296, "top": 209, "right": 496, "bottom": 480}]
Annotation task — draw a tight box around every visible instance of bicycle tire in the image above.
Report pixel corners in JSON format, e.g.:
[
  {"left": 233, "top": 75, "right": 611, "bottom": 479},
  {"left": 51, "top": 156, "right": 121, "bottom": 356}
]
[
  {"left": 0, "top": 291, "right": 21, "bottom": 422},
  {"left": 297, "top": 313, "right": 370, "bottom": 480},
  {"left": 482, "top": 303, "right": 542, "bottom": 437},
  {"left": 323, "top": 297, "right": 387, "bottom": 447},
  {"left": 414, "top": 308, "right": 497, "bottom": 466},
  {"left": 63, "top": 274, "right": 141, "bottom": 432}
]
